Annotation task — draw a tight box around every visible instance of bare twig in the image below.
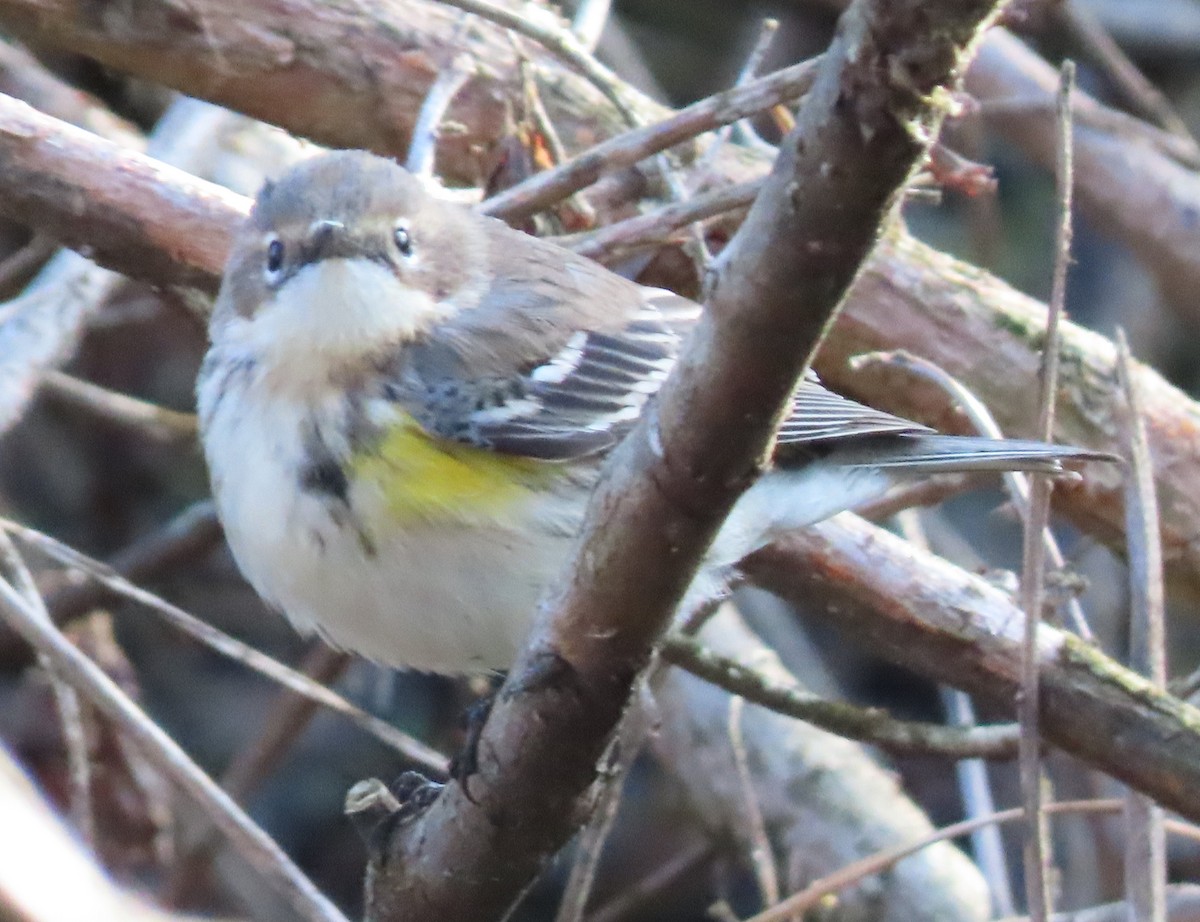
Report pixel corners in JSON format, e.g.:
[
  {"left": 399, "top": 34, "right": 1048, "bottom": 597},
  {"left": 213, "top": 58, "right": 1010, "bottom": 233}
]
[
  {"left": 166, "top": 643, "right": 367, "bottom": 907},
  {"left": 728, "top": 695, "right": 779, "bottom": 908},
  {"left": 40, "top": 370, "right": 199, "bottom": 444},
  {"left": 0, "top": 532, "right": 94, "bottom": 846},
  {"left": 943, "top": 688, "right": 1017, "bottom": 916},
  {"left": 661, "top": 634, "right": 1021, "bottom": 759},
  {"left": 0, "top": 574, "right": 350, "bottom": 922},
  {"left": 0, "top": 233, "right": 55, "bottom": 296},
  {"left": 432, "top": 0, "right": 640, "bottom": 123},
  {"left": 585, "top": 838, "right": 714, "bottom": 922},
  {"left": 1018, "top": 60, "right": 1075, "bottom": 922},
  {"left": 1116, "top": 328, "right": 1167, "bottom": 922},
  {"left": 565, "top": 177, "right": 761, "bottom": 259},
  {"left": 1056, "top": 0, "right": 1194, "bottom": 145},
  {"left": 405, "top": 53, "right": 475, "bottom": 179},
  {"left": 998, "top": 885, "right": 1200, "bottom": 922},
  {"left": 570, "top": 0, "right": 612, "bottom": 52},
  {"left": 3, "top": 519, "right": 446, "bottom": 772},
  {"left": 744, "top": 800, "right": 1192, "bottom": 922},
  {"left": 480, "top": 57, "right": 819, "bottom": 223},
  {"left": 554, "top": 688, "right": 654, "bottom": 922}
]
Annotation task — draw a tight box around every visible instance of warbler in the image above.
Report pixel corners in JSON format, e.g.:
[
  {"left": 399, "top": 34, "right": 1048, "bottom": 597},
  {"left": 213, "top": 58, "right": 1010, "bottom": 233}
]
[{"left": 198, "top": 150, "right": 1107, "bottom": 674}]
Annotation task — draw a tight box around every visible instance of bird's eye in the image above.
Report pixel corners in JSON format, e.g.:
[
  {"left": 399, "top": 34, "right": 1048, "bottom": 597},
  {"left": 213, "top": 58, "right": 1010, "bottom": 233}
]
[
  {"left": 264, "top": 238, "right": 285, "bottom": 279},
  {"left": 393, "top": 223, "right": 414, "bottom": 257}
]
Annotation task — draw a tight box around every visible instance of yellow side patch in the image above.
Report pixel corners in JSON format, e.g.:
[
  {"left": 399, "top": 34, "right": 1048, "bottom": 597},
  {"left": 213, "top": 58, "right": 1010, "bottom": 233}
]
[{"left": 350, "top": 415, "right": 554, "bottom": 524}]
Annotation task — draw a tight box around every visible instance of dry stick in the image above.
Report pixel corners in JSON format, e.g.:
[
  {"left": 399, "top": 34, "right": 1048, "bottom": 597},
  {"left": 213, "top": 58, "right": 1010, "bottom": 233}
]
[
  {"left": 742, "top": 800, "right": 1200, "bottom": 922},
  {"left": 566, "top": 177, "right": 761, "bottom": 259},
  {"left": 727, "top": 695, "right": 780, "bottom": 908},
  {"left": 480, "top": 56, "right": 819, "bottom": 223},
  {"left": 585, "top": 838, "right": 714, "bottom": 922},
  {"left": 405, "top": 53, "right": 474, "bottom": 180},
  {"left": 553, "top": 685, "right": 654, "bottom": 922},
  {"left": 0, "top": 234, "right": 55, "bottom": 296},
  {"left": 1057, "top": 0, "right": 1195, "bottom": 145},
  {"left": 3, "top": 520, "right": 446, "bottom": 772},
  {"left": 0, "top": 575, "right": 350, "bottom": 922},
  {"left": 570, "top": 0, "right": 612, "bottom": 52},
  {"left": 692, "top": 17, "right": 780, "bottom": 184},
  {"left": 1116, "top": 329, "right": 1167, "bottom": 922},
  {"left": 40, "top": 371, "right": 199, "bottom": 444},
  {"left": 166, "top": 643, "right": 362, "bottom": 907},
  {"left": 848, "top": 348, "right": 1093, "bottom": 641},
  {"left": 0, "top": 532, "right": 94, "bottom": 847},
  {"left": 1019, "top": 60, "right": 1076, "bottom": 922},
  {"left": 943, "top": 687, "right": 1017, "bottom": 916},
  {"left": 433, "top": 0, "right": 639, "bottom": 124},
  {"left": 661, "top": 634, "right": 1020, "bottom": 759}
]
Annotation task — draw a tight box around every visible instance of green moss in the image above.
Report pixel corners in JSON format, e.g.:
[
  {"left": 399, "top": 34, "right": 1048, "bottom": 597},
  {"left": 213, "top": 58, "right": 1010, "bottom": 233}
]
[{"left": 1059, "top": 635, "right": 1200, "bottom": 734}]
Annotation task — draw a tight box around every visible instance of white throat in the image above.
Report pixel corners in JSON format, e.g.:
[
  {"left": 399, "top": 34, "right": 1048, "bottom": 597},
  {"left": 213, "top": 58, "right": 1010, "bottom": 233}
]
[{"left": 214, "top": 258, "right": 450, "bottom": 387}]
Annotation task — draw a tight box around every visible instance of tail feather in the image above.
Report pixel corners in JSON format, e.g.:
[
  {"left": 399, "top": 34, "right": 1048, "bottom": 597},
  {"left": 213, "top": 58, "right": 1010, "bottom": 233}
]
[{"left": 831, "top": 434, "right": 1117, "bottom": 475}]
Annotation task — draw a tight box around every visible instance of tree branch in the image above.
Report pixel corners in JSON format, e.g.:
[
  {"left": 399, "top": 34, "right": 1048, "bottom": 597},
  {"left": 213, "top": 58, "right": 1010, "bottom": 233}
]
[
  {"left": 742, "top": 514, "right": 1200, "bottom": 825},
  {"left": 360, "top": 0, "right": 1009, "bottom": 918}
]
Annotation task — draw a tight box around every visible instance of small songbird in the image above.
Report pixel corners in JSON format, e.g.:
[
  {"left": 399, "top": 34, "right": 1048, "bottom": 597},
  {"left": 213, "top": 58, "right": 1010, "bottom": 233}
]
[{"left": 198, "top": 150, "right": 1107, "bottom": 674}]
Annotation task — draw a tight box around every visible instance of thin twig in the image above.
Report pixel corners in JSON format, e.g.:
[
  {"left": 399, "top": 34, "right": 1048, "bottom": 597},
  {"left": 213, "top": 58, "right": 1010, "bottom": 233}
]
[
  {"left": 480, "top": 57, "right": 819, "bottom": 223},
  {"left": 728, "top": 695, "right": 779, "bottom": 908},
  {"left": 554, "top": 685, "right": 654, "bottom": 922},
  {"left": 40, "top": 370, "right": 198, "bottom": 444},
  {"left": 0, "top": 234, "right": 55, "bottom": 297},
  {"left": 433, "top": 0, "right": 640, "bottom": 124},
  {"left": 0, "top": 532, "right": 94, "bottom": 846},
  {"left": 4, "top": 519, "right": 446, "bottom": 772},
  {"left": 943, "top": 688, "right": 1017, "bottom": 916},
  {"left": 661, "top": 634, "right": 1021, "bottom": 759},
  {"left": 570, "top": 0, "right": 612, "bottom": 52},
  {"left": 585, "top": 838, "right": 714, "bottom": 922},
  {"left": 1057, "top": 0, "right": 1195, "bottom": 145},
  {"left": 0, "top": 574, "right": 350, "bottom": 922},
  {"left": 1116, "top": 328, "right": 1167, "bottom": 922},
  {"left": 1019, "top": 59, "right": 1075, "bottom": 922},
  {"left": 405, "top": 53, "right": 474, "bottom": 179},
  {"left": 692, "top": 18, "right": 780, "bottom": 184},
  {"left": 743, "top": 799, "right": 1195, "bottom": 922},
  {"left": 564, "top": 177, "right": 761, "bottom": 259},
  {"left": 166, "top": 643, "right": 362, "bottom": 907}
]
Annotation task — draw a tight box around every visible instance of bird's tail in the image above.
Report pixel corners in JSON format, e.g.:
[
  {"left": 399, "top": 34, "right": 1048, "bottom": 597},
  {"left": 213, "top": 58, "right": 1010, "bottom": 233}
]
[{"left": 826, "top": 434, "right": 1118, "bottom": 475}]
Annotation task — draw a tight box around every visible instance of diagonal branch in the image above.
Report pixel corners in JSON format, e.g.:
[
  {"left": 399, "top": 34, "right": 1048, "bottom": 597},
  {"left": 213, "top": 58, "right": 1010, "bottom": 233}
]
[
  {"left": 742, "top": 514, "right": 1200, "bottom": 825},
  {"left": 362, "top": 0, "right": 1010, "bottom": 918}
]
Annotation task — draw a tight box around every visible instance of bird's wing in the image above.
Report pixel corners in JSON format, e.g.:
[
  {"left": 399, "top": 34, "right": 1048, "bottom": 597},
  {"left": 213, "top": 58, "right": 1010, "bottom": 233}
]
[
  {"left": 396, "top": 257, "right": 699, "bottom": 461},
  {"left": 775, "top": 370, "right": 932, "bottom": 446},
  {"left": 394, "top": 217, "right": 929, "bottom": 462}
]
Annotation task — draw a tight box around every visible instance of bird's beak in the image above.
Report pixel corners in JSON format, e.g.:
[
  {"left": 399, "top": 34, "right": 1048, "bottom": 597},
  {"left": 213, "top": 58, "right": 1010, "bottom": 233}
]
[{"left": 304, "top": 219, "right": 351, "bottom": 264}]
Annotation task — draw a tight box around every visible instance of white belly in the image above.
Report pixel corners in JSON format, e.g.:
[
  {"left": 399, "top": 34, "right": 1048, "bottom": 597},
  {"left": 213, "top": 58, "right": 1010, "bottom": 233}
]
[{"left": 198, "top": 362, "right": 582, "bottom": 673}]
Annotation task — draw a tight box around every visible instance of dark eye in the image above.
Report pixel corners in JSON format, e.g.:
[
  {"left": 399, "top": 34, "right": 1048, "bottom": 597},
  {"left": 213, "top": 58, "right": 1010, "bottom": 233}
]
[
  {"left": 393, "top": 223, "right": 414, "bottom": 257},
  {"left": 265, "top": 238, "right": 285, "bottom": 276}
]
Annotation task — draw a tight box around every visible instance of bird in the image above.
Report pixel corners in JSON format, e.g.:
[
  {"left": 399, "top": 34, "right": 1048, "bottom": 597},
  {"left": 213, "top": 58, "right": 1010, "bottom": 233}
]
[{"left": 197, "top": 149, "right": 1110, "bottom": 675}]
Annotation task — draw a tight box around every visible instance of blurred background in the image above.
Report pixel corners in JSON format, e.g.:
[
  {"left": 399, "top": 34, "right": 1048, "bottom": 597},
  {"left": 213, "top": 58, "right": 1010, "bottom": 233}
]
[{"left": 0, "top": 1, "right": 1197, "bottom": 919}]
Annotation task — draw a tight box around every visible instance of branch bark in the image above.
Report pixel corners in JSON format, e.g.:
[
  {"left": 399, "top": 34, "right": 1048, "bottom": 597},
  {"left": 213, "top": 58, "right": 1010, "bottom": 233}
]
[{"left": 742, "top": 514, "right": 1200, "bottom": 825}]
